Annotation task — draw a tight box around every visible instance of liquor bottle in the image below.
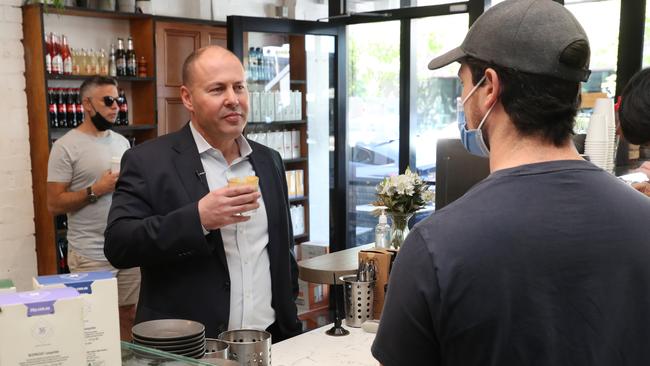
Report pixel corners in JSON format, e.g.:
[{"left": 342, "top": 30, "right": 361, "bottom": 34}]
[
  {"left": 66, "top": 88, "right": 77, "bottom": 128},
  {"left": 48, "top": 88, "right": 58, "bottom": 128},
  {"left": 247, "top": 47, "right": 256, "bottom": 81},
  {"left": 51, "top": 33, "right": 63, "bottom": 75},
  {"left": 79, "top": 48, "right": 88, "bottom": 75},
  {"left": 118, "top": 89, "right": 128, "bottom": 126},
  {"left": 57, "top": 88, "right": 67, "bottom": 128},
  {"left": 137, "top": 56, "right": 147, "bottom": 77},
  {"left": 108, "top": 43, "right": 117, "bottom": 77},
  {"left": 99, "top": 48, "right": 108, "bottom": 76},
  {"left": 255, "top": 47, "right": 263, "bottom": 81},
  {"left": 126, "top": 37, "right": 137, "bottom": 77},
  {"left": 116, "top": 38, "right": 126, "bottom": 76},
  {"left": 45, "top": 33, "right": 52, "bottom": 74},
  {"left": 90, "top": 49, "right": 99, "bottom": 75},
  {"left": 71, "top": 48, "right": 81, "bottom": 75},
  {"left": 61, "top": 35, "right": 72, "bottom": 75},
  {"left": 75, "top": 89, "right": 84, "bottom": 123}
]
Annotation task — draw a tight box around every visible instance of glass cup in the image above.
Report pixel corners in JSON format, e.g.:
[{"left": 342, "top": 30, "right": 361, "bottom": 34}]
[{"left": 227, "top": 175, "right": 260, "bottom": 216}]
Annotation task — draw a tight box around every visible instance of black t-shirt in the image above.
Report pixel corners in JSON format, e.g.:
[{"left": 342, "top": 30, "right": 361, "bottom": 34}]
[{"left": 372, "top": 160, "right": 650, "bottom": 366}]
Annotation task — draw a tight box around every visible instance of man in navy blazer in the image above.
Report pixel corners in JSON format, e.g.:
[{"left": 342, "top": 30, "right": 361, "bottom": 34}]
[{"left": 105, "top": 46, "right": 301, "bottom": 341}]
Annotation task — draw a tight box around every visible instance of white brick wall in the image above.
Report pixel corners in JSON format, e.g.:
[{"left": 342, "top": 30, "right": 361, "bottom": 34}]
[{"left": 0, "top": 0, "right": 37, "bottom": 291}]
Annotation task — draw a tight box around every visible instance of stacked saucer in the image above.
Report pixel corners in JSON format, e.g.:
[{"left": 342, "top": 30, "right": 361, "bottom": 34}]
[{"left": 132, "top": 319, "right": 206, "bottom": 359}]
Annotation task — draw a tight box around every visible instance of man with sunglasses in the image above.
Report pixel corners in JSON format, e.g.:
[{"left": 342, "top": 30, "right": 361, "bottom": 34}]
[{"left": 47, "top": 76, "right": 140, "bottom": 340}]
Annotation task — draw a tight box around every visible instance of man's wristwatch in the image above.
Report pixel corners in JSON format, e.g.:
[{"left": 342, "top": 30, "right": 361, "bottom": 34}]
[{"left": 86, "top": 186, "right": 98, "bottom": 203}]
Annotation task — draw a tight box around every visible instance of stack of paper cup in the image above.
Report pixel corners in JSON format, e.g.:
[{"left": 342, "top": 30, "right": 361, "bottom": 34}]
[{"left": 584, "top": 98, "right": 616, "bottom": 173}]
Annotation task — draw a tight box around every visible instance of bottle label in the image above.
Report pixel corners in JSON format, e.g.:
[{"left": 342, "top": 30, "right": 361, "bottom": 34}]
[
  {"left": 45, "top": 54, "right": 52, "bottom": 74},
  {"left": 63, "top": 57, "right": 72, "bottom": 75},
  {"left": 52, "top": 55, "right": 62, "bottom": 74}
]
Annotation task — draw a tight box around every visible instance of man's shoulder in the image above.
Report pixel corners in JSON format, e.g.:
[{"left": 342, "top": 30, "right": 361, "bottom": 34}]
[
  {"left": 127, "top": 128, "right": 186, "bottom": 157},
  {"left": 248, "top": 139, "right": 282, "bottom": 162},
  {"left": 248, "top": 139, "right": 276, "bottom": 155},
  {"left": 53, "top": 128, "right": 82, "bottom": 146},
  {"left": 108, "top": 130, "right": 130, "bottom": 143}
]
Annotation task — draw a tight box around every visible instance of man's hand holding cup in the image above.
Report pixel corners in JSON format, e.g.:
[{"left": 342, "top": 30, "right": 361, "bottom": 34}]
[
  {"left": 198, "top": 176, "right": 261, "bottom": 230},
  {"left": 227, "top": 175, "right": 260, "bottom": 216}
]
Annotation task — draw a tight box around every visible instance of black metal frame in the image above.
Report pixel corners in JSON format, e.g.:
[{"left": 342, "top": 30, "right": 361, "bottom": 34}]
[
  {"left": 332, "top": 2, "right": 478, "bottom": 178},
  {"left": 227, "top": 16, "right": 349, "bottom": 253},
  {"left": 342, "top": 0, "right": 648, "bottom": 165},
  {"left": 615, "top": 0, "right": 646, "bottom": 97},
  {"left": 226, "top": 0, "right": 649, "bottom": 251}
]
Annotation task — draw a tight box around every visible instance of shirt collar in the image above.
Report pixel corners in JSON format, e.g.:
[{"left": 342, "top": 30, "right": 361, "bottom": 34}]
[{"left": 189, "top": 121, "right": 252, "bottom": 159}]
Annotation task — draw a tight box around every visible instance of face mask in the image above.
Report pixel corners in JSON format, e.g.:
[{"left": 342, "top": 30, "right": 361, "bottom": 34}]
[
  {"left": 457, "top": 75, "right": 496, "bottom": 157},
  {"left": 89, "top": 101, "right": 114, "bottom": 132}
]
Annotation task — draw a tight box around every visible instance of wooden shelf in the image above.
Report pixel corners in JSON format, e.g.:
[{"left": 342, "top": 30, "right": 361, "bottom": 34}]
[
  {"left": 36, "top": 4, "right": 152, "bottom": 20},
  {"left": 289, "top": 196, "right": 307, "bottom": 203},
  {"left": 294, "top": 233, "right": 309, "bottom": 240},
  {"left": 49, "top": 124, "right": 156, "bottom": 139},
  {"left": 47, "top": 74, "right": 154, "bottom": 82},
  {"left": 247, "top": 120, "right": 306, "bottom": 126},
  {"left": 297, "top": 303, "right": 329, "bottom": 317},
  {"left": 247, "top": 79, "right": 305, "bottom": 84},
  {"left": 283, "top": 157, "right": 307, "bottom": 164}
]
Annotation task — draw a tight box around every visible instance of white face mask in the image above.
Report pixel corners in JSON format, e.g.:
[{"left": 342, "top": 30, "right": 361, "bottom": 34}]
[{"left": 458, "top": 74, "right": 495, "bottom": 157}]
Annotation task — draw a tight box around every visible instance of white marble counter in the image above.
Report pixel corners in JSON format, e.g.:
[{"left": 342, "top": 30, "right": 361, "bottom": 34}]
[{"left": 273, "top": 324, "right": 377, "bottom": 366}]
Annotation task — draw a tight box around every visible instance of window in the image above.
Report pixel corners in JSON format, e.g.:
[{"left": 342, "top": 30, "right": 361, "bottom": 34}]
[
  {"left": 566, "top": 0, "right": 620, "bottom": 132},
  {"left": 410, "top": 13, "right": 468, "bottom": 184},
  {"left": 347, "top": 0, "right": 463, "bottom": 13},
  {"left": 347, "top": 21, "right": 400, "bottom": 246}
]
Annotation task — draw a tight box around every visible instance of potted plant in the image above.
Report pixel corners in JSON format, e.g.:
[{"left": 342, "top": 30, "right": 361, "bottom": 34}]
[
  {"left": 372, "top": 167, "right": 434, "bottom": 249},
  {"left": 25, "top": 0, "right": 65, "bottom": 9}
]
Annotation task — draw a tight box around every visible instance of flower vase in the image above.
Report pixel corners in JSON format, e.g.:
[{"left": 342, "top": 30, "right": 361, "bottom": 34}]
[{"left": 388, "top": 212, "right": 413, "bottom": 249}]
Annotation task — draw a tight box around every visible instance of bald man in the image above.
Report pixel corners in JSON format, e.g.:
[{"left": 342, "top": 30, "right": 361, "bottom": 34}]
[{"left": 105, "top": 46, "right": 302, "bottom": 341}]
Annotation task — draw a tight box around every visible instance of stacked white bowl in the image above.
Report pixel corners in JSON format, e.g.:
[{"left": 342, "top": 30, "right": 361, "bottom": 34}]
[{"left": 584, "top": 98, "right": 617, "bottom": 173}]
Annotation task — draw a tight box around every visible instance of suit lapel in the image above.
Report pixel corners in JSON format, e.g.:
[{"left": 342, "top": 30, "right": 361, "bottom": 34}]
[
  {"left": 172, "top": 124, "right": 210, "bottom": 202},
  {"left": 172, "top": 124, "right": 228, "bottom": 270}
]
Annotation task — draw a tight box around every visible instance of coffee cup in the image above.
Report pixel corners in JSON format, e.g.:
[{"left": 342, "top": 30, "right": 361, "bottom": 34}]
[{"left": 227, "top": 175, "right": 259, "bottom": 216}]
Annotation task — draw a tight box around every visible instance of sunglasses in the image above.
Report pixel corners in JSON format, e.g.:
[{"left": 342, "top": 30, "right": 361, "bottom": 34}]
[{"left": 93, "top": 96, "right": 124, "bottom": 107}]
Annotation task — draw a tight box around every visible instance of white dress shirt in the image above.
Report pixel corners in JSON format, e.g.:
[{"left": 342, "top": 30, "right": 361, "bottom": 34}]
[{"left": 190, "top": 122, "right": 275, "bottom": 331}]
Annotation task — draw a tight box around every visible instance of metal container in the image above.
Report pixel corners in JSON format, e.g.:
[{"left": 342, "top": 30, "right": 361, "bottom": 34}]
[
  {"left": 218, "top": 329, "right": 271, "bottom": 366},
  {"left": 340, "top": 274, "right": 375, "bottom": 327},
  {"left": 204, "top": 338, "right": 229, "bottom": 360}
]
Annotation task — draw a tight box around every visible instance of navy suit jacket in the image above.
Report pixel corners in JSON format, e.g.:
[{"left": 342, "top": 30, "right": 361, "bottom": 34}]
[{"left": 105, "top": 123, "right": 301, "bottom": 339}]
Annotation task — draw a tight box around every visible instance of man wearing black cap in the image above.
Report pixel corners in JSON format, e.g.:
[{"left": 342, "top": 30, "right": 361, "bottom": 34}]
[{"left": 372, "top": 1, "right": 650, "bottom": 365}]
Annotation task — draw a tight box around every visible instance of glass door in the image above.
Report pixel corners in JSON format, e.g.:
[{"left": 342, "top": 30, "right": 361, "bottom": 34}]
[
  {"left": 345, "top": 6, "right": 472, "bottom": 246},
  {"left": 227, "top": 16, "right": 346, "bottom": 253}
]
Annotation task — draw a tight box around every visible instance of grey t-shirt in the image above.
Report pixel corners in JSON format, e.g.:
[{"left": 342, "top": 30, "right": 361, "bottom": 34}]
[
  {"left": 373, "top": 160, "right": 650, "bottom": 366},
  {"left": 48, "top": 129, "right": 130, "bottom": 261}
]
